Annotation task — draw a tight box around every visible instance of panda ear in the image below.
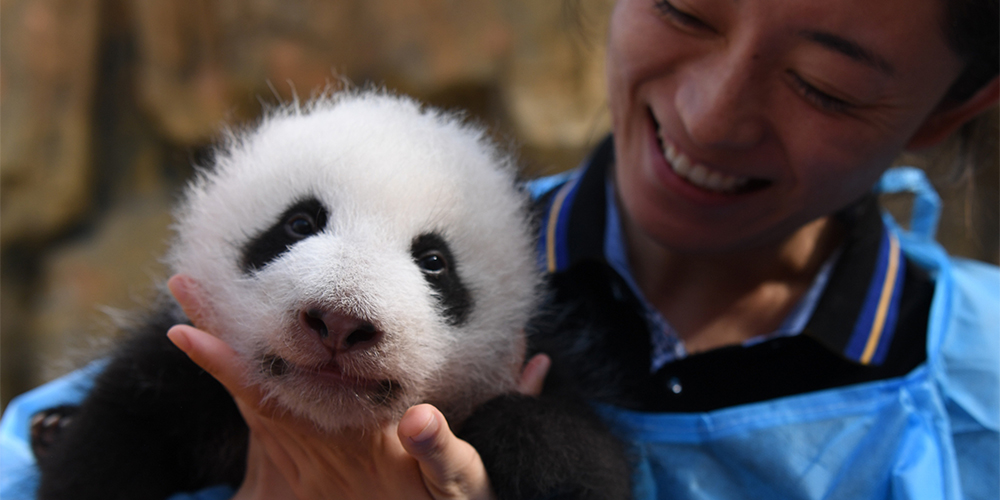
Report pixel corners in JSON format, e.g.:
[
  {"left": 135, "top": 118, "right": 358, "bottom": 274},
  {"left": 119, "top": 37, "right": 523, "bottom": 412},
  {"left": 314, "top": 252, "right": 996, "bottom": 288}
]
[{"left": 906, "top": 76, "right": 999, "bottom": 151}]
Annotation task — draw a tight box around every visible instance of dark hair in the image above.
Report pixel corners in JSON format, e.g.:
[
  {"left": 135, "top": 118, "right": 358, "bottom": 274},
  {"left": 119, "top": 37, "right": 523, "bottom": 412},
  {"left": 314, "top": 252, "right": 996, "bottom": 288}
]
[
  {"left": 943, "top": 0, "right": 999, "bottom": 102},
  {"left": 924, "top": 0, "right": 998, "bottom": 261}
]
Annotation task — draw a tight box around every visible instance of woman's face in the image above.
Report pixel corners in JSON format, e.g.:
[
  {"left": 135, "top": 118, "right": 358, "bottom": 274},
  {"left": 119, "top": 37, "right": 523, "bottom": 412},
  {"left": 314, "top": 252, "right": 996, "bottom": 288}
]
[{"left": 608, "top": 0, "right": 966, "bottom": 254}]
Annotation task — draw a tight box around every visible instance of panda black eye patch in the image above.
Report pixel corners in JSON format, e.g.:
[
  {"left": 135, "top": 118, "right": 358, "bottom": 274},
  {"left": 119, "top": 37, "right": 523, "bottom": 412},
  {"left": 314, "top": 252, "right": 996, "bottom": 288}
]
[
  {"left": 410, "top": 233, "right": 473, "bottom": 326},
  {"left": 240, "top": 197, "right": 329, "bottom": 274}
]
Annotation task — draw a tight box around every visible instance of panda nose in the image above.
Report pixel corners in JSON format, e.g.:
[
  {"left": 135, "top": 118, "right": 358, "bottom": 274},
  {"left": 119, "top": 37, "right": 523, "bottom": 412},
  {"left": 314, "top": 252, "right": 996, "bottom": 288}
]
[{"left": 301, "top": 308, "right": 381, "bottom": 354}]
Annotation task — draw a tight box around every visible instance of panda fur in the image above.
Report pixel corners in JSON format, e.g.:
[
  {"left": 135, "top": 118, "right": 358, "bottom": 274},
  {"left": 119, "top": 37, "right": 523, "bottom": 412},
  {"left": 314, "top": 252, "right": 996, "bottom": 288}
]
[{"left": 34, "top": 90, "right": 631, "bottom": 500}]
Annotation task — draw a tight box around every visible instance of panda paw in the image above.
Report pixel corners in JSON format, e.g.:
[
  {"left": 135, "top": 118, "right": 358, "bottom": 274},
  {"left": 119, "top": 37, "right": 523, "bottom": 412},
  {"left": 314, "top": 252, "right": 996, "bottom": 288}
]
[{"left": 30, "top": 405, "right": 78, "bottom": 459}]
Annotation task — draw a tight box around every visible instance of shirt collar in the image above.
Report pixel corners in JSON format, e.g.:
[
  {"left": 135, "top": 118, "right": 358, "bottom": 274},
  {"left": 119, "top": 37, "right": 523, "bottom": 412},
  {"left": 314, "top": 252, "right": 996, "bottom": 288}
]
[
  {"left": 604, "top": 170, "right": 842, "bottom": 371},
  {"left": 536, "top": 135, "right": 906, "bottom": 368}
]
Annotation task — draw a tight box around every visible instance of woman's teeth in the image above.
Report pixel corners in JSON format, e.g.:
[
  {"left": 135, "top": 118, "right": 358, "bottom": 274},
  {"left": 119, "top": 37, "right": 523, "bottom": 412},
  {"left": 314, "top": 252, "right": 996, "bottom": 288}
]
[{"left": 661, "top": 140, "right": 750, "bottom": 194}]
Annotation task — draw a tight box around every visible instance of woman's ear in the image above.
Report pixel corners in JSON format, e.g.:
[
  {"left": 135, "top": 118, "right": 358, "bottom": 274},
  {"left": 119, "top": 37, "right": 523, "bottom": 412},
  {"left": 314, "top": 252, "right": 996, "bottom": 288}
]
[{"left": 906, "top": 76, "right": 999, "bottom": 151}]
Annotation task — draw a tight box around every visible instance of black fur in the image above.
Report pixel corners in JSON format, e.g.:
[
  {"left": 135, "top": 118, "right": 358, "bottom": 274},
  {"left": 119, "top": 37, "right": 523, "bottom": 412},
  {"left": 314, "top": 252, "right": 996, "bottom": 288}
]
[
  {"left": 458, "top": 394, "right": 632, "bottom": 500},
  {"left": 29, "top": 406, "right": 77, "bottom": 460},
  {"left": 240, "top": 197, "right": 329, "bottom": 273},
  {"left": 410, "top": 232, "right": 473, "bottom": 326},
  {"left": 35, "top": 302, "right": 248, "bottom": 500}
]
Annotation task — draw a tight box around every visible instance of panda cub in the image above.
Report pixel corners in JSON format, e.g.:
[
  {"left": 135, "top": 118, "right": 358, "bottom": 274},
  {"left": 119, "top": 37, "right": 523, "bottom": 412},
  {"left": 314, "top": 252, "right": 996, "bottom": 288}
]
[{"left": 34, "top": 90, "right": 630, "bottom": 500}]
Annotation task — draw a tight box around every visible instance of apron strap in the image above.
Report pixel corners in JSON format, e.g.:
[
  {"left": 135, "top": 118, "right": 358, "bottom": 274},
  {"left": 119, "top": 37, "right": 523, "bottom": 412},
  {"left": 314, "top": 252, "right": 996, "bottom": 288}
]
[{"left": 875, "top": 166, "right": 941, "bottom": 241}]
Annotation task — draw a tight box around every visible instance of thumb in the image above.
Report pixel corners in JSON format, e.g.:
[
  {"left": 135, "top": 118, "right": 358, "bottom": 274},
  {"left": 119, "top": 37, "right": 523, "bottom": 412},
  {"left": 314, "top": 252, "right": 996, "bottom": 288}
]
[{"left": 398, "top": 404, "right": 495, "bottom": 500}]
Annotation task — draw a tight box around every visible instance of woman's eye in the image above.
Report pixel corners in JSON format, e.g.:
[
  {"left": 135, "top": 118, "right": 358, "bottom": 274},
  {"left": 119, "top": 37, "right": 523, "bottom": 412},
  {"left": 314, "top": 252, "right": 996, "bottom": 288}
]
[
  {"left": 789, "top": 72, "right": 853, "bottom": 114},
  {"left": 417, "top": 252, "right": 448, "bottom": 274},
  {"left": 654, "top": 0, "right": 712, "bottom": 31},
  {"left": 285, "top": 213, "right": 318, "bottom": 238}
]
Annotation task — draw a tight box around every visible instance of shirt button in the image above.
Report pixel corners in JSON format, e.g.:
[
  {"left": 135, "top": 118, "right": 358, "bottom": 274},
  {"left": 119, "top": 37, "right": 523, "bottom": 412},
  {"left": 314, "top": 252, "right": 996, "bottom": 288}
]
[{"left": 668, "top": 376, "right": 683, "bottom": 394}]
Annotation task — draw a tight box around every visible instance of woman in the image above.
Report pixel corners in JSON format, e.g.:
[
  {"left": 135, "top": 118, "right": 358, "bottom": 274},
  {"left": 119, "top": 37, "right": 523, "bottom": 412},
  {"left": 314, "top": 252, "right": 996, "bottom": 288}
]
[
  {"left": 523, "top": 0, "right": 999, "bottom": 498},
  {"left": 5, "top": 0, "right": 997, "bottom": 498}
]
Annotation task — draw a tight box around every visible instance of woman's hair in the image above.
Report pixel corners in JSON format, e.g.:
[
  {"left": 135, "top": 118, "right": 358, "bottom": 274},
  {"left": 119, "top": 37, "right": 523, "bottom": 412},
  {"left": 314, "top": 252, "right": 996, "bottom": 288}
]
[
  {"left": 934, "top": 0, "right": 998, "bottom": 190},
  {"left": 942, "top": 0, "right": 999, "bottom": 102},
  {"left": 905, "top": 0, "right": 998, "bottom": 261}
]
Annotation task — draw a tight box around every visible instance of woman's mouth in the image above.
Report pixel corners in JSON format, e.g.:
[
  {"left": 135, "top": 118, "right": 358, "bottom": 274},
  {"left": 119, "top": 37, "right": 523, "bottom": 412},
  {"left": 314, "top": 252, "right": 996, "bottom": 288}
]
[
  {"left": 652, "top": 113, "right": 770, "bottom": 194},
  {"left": 660, "top": 138, "right": 750, "bottom": 193}
]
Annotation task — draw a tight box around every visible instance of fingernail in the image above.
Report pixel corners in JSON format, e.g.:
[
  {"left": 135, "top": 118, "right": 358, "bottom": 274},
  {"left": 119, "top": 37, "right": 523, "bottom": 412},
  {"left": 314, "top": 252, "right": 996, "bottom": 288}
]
[
  {"left": 166, "top": 326, "right": 191, "bottom": 352},
  {"left": 409, "top": 411, "right": 439, "bottom": 444}
]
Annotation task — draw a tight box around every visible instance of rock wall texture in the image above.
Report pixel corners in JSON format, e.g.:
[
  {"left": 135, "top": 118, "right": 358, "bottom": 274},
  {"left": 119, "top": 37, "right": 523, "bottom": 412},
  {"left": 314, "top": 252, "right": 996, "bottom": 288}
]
[{"left": 1, "top": 0, "right": 996, "bottom": 409}]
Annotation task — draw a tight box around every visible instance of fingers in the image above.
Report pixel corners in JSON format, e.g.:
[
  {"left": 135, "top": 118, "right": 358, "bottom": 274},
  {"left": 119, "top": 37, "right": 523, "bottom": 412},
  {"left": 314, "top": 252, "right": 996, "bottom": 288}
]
[
  {"left": 167, "top": 273, "right": 264, "bottom": 406},
  {"left": 166, "top": 324, "right": 266, "bottom": 408},
  {"left": 517, "top": 353, "right": 551, "bottom": 396},
  {"left": 399, "top": 405, "right": 495, "bottom": 500}
]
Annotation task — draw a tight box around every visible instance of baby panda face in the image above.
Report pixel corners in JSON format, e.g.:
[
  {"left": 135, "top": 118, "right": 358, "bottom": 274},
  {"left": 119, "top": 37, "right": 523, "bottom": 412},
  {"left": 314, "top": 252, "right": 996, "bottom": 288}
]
[{"left": 167, "top": 91, "right": 540, "bottom": 431}]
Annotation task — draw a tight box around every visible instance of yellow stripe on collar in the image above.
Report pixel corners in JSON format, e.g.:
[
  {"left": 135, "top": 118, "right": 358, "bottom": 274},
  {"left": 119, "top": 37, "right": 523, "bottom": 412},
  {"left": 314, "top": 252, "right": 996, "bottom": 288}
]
[
  {"left": 545, "top": 179, "right": 577, "bottom": 273},
  {"left": 860, "top": 232, "right": 900, "bottom": 365}
]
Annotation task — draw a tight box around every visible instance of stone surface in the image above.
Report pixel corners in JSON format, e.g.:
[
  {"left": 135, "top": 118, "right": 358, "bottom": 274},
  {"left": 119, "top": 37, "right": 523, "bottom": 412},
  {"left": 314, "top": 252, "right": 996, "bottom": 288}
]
[
  {"left": 0, "top": 0, "right": 101, "bottom": 244},
  {"left": 131, "top": 0, "right": 236, "bottom": 144},
  {"left": 130, "top": 0, "right": 516, "bottom": 143},
  {"left": 32, "top": 194, "right": 175, "bottom": 382},
  {"left": 502, "top": 0, "right": 613, "bottom": 156}
]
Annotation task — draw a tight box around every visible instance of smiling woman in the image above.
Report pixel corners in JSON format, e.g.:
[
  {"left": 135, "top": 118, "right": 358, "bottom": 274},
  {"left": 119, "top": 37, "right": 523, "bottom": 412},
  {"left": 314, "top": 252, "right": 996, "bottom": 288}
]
[{"left": 527, "top": 0, "right": 999, "bottom": 498}]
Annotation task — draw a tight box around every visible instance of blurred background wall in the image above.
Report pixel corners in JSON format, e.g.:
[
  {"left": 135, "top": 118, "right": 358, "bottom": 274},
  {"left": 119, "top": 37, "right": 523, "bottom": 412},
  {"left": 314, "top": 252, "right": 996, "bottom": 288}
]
[{"left": 1, "top": 0, "right": 996, "bottom": 411}]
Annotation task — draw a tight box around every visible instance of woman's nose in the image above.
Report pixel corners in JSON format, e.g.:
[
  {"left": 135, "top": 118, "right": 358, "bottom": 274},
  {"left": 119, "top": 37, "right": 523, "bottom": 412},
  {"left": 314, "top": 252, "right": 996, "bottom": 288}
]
[{"left": 674, "top": 56, "right": 767, "bottom": 150}]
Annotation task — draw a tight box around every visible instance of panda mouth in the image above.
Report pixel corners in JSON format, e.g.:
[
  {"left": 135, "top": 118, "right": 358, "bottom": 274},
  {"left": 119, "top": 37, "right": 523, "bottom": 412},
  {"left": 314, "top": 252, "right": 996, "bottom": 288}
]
[{"left": 260, "top": 354, "right": 400, "bottom": 403}]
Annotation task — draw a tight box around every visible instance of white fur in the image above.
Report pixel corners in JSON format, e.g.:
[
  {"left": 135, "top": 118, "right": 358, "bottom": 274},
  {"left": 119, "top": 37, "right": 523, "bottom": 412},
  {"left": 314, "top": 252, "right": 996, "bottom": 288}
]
[{"left": 166, "top": 90, "right": 541, "bottom": 430}]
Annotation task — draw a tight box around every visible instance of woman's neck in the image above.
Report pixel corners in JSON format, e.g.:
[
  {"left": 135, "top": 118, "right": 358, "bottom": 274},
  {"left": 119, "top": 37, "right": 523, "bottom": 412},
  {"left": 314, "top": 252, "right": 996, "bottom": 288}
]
[{"left": 623, "top": 214, "right": 845, "bottom": 355}]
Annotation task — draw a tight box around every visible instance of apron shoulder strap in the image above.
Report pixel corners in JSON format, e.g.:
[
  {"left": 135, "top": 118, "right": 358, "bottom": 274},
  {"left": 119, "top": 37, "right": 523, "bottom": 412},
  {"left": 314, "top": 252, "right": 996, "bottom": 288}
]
[{"left": 875, "top": 166, "right": 941, "bottom": 241}]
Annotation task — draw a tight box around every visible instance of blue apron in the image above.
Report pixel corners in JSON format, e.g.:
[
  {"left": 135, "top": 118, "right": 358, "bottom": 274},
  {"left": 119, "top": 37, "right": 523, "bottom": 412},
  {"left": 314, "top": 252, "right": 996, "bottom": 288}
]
[{"left": 591, "top": 167, "right": 999, "bottom": 500}]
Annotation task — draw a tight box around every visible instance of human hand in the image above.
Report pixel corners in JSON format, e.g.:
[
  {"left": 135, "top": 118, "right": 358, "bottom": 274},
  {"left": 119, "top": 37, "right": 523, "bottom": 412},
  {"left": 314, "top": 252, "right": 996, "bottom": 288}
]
[{"left": 165, "top": 274, "right": 549, "bottom": 500}]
